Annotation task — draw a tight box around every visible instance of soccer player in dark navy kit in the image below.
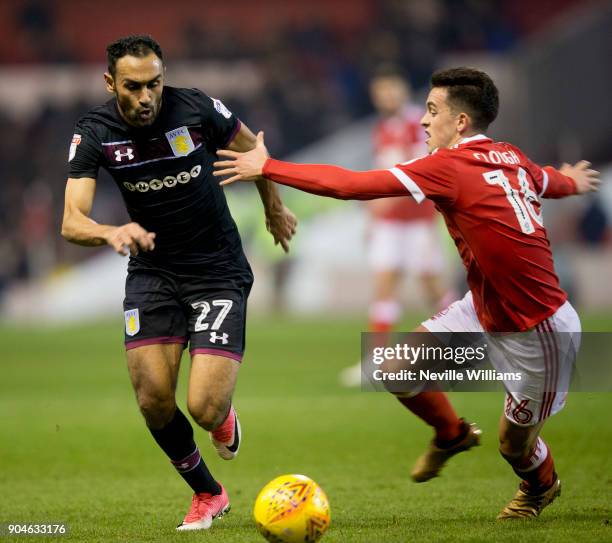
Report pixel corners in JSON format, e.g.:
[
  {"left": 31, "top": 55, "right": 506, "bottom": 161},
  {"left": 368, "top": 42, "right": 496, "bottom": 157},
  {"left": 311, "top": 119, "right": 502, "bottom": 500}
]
[{"left": 61, "top": 35, "right": 297, "bottom": 531}]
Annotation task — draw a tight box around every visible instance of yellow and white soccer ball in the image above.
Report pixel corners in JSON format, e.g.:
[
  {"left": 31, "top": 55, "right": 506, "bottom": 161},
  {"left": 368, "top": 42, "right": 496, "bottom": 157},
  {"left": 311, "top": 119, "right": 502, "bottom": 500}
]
[{"left": 253, "top": 474, "right": 331, "bottom": 543}]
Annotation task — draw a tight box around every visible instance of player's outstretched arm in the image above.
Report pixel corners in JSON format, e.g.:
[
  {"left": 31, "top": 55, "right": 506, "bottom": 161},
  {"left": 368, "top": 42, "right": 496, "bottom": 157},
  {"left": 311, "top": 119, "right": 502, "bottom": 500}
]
[
  {"left": 538, "top": 160, "right": 601, "bottom": 198},
  {"left": 226, "top": 126, "right": 297, "bottom": 253},
  {"left": 61, "top": 177, "right": 156, "bottom": 257},
  {"left": 214, "top": 132, "right": 408, "bottom": 200}
]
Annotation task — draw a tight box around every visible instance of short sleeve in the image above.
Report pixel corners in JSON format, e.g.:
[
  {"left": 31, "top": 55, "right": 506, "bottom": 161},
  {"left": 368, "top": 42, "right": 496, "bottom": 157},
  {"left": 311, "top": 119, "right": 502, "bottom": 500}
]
[
  {"left": 391, "top": 150, "right": 458, "bottom": 206},
  {"left": 193, "top": 89, "right": 240, "bottom": 149},
  {"left": 68, "top": 122, "right": 102, "bottom": 179}
]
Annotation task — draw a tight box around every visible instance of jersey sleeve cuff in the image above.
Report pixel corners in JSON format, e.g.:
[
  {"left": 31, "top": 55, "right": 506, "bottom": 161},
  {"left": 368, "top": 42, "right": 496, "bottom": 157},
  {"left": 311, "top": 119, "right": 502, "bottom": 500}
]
[
  {"left": 262, "top": 157, "right": 275, "bottom": 178},
  {"left": 223, "top": 118, "right": 242, "bottom": 147},
  {"left": 388, "top": 167, "right": 426, "bottom": 203},
  {"left": 543, "top": 166, "right": 577, "bottom": 196}
]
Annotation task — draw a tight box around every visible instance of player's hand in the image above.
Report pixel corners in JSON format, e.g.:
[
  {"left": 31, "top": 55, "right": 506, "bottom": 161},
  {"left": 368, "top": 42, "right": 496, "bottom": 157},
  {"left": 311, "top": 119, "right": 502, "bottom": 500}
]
[
  {"left": 266, "top": 205, "right": 298, "bottom": 253},
  {"left": 214, "top": 131, "right": 270, "bottom": 185},
  {"left": 560, "top": 160, "right": 601, "bottom": 194},
  {"left": 105, "top": 222, "right": 156, "bottom": 256}
]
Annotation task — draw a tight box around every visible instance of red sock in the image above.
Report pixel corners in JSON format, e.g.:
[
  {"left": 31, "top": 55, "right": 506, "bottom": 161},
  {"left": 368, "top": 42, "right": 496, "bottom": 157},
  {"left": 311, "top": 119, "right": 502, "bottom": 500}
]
[
  {"left": 506, "top": 437, "right": 556, "bottom": 493},
  {"left": 369, "top": 300, "right": 401, "bottom": 333},
  {"left": 396, "top": 391, "right": 463, "bottom": 443},
  {"left": 370, "top": 320, "right": 393, "bottom": 333}
]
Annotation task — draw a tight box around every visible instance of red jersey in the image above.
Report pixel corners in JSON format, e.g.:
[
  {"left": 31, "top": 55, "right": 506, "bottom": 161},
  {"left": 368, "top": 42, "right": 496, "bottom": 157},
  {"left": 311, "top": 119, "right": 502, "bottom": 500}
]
[
  {"left": 371, "top": 105, "right": 436, "bottom": 222},
  {"left": 263, "top": 134, "right": 577, "bottom": 332}
]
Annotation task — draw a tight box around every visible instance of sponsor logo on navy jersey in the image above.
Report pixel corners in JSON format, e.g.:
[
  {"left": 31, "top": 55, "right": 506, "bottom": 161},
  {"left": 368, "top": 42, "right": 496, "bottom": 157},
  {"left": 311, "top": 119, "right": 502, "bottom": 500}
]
[{"left": 123, "top": 165, "right": 202, "bottom": 193}]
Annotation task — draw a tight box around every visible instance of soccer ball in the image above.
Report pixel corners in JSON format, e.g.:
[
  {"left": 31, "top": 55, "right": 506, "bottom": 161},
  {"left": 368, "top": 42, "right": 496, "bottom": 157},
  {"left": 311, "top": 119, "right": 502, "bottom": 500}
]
[{"left": 253, "top": 474, "right": 331, "bottom": 543}]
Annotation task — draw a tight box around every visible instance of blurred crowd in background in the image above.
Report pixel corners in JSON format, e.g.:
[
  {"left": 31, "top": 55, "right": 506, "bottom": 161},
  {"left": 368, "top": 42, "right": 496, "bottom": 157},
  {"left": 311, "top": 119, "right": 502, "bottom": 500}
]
[{"left": 0, "top": 0, "right": 607, "bottom": 295}]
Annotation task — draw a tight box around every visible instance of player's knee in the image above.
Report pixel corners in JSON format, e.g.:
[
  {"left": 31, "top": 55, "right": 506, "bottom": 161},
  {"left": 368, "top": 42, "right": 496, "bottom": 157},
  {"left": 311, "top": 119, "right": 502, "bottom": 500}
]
[
  {"left": 187, "top": 396, "right": 228, "bottom": 431},
  {"left": 136, "top": 391, "right": 175, "bottom": 428}
]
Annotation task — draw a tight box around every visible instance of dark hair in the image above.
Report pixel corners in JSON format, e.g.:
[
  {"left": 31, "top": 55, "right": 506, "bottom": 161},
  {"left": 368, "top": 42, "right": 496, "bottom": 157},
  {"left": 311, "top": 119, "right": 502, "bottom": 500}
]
[
  {"left": 430, "top": 67, "right": 499, "bottom": 131},
  {"left": 106, "top": 35, "right": 163, "bottom": 76},
  {"left": 371, "top": 63, "right": 408, "bottom": 82}
]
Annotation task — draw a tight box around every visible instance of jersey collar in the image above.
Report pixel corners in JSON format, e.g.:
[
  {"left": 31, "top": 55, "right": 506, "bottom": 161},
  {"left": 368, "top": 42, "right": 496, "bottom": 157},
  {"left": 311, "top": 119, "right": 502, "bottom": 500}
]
[{"left": 453, "top": 134, "right": 490, "bottom": 148}]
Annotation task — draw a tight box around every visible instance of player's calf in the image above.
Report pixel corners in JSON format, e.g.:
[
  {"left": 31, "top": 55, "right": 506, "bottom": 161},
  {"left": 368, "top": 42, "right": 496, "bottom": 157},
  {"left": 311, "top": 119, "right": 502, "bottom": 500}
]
[
  {"left": 498, "top": 413, "right": 556, "bottom": 491},
  {"left": 498, "top": 411, "right": 561, "bottom": 519},
  {"left": 500, "top": 436, "right": 558, "bottom": 503},
  {"left": 149, "top": 408, "right": 223, "bottom": 496}
]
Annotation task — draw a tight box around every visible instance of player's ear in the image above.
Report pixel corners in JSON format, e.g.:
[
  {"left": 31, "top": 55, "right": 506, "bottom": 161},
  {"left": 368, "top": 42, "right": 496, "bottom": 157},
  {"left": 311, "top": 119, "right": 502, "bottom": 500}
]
[
  {"left": 104, "top": 72, "right": 116, "bottom": 94},
  {"left": 457, "top": 112, "right": 471, "bottom": 135}
]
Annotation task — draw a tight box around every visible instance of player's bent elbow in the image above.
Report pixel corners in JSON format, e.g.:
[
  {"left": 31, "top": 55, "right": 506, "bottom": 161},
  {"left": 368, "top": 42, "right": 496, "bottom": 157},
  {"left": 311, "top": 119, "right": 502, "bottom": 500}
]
[
  {"left": 60, "top": 217, "right": 76, "bottom": 242},
  {"left": 60, "top": 221, "right": 72, "bottom": 241},
  {"left": 60, "top": 214, "right": 83, "bottom": 244}
]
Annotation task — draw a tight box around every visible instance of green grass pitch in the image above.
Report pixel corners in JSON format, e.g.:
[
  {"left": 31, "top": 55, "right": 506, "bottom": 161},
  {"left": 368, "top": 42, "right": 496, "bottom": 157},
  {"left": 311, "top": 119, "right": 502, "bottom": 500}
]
[{"left": 0, "top": 314, "right": 611, "bottom": 542}]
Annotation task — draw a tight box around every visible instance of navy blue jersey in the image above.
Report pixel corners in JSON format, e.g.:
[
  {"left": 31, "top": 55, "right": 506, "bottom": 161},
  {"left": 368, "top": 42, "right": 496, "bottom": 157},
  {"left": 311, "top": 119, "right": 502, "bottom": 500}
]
[{"left": 68, "top": 86, "right": 252, "bottom": 282}]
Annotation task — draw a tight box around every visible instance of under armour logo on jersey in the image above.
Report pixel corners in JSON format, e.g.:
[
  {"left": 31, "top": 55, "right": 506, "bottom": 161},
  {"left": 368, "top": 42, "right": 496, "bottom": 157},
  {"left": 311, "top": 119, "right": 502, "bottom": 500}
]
[
  {"left": 115, "top": 148, "right": 134, "bottom": 162},
  {"left": 209, "top": 332, "right": 229, "bottom": 345}
]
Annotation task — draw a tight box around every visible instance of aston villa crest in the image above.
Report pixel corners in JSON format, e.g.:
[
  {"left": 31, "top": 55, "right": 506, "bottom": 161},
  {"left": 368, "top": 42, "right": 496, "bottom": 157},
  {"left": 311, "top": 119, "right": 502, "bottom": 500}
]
[
  {"left": 124, "top": 308, "right": 140, "bottom": 336},
  {"left": 165, "top": 126, "right": 195, "bottom": 157}
]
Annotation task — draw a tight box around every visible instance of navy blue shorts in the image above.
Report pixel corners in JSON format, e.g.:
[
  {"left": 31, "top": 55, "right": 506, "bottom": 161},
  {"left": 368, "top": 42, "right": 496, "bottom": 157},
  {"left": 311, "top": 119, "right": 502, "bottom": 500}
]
[{"left": 123, "top": 267, "right": 252, "bottom": 361}]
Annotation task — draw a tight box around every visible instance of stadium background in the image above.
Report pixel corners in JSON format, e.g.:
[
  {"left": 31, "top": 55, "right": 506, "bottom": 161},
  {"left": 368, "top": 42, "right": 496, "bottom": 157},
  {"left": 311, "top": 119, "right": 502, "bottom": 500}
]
[{"left": 1, "top": 1, "right": 610, "bottom": 541}]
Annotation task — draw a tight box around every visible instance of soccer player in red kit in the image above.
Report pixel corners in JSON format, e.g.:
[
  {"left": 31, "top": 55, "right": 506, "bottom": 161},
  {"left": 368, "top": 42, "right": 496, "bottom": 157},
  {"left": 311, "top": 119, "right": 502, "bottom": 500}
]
[
  {"left": 213, "top": 68, "right": 600, "bottom": 519},
  {"left": 366, "top": 68, "right": 450, "bottom": 324}
]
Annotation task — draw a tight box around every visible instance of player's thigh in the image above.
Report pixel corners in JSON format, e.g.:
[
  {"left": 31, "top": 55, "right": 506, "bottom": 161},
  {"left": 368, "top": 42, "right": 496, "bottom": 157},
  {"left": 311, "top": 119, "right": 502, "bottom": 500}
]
[
  {"left": 421, "top": 291, "right": 483, "bottom": 334},
  {"left": 387, "top": 292, "right": 484, "bottom": 397},
  {"left": 187, "top": 353, "right": 240, "bottom": 429},
  {"left": 380, "top": 324, "right": 452, "bottom": 397},
  {"left": 127, "top": 343, "right": 184, "bottom": 395},
  {"left": 126, "top": 343, "right": 185, "bottom": 427},
  {"left": 491, "top": 301, "right": 581, "bottom": 427},
  {"left": 123, "top": 270, "right": 187, "bottom": 422}
]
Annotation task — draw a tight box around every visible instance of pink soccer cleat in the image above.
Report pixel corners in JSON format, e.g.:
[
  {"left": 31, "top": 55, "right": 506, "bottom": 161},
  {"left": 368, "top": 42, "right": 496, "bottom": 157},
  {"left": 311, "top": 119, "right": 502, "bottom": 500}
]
[{"left": 176, "top": 484, "right": 230, "bottom": 531}]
